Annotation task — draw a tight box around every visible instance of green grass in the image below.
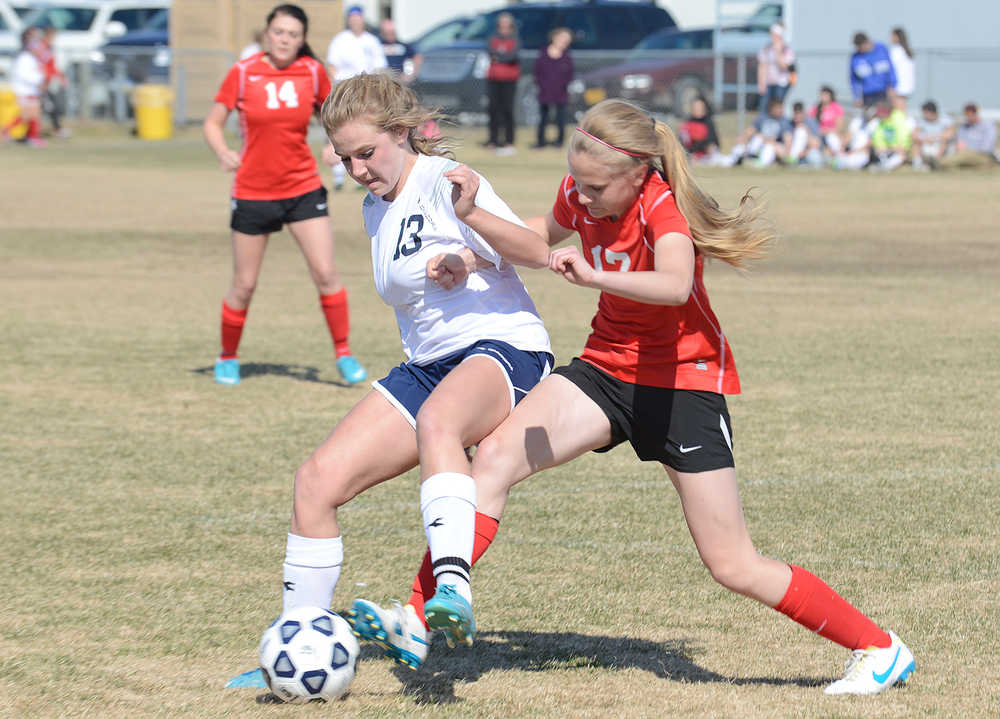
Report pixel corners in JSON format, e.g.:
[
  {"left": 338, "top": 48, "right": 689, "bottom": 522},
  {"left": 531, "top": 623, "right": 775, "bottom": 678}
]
[{"left": 1, "top": 126, "right": 998, "bottom": 718}]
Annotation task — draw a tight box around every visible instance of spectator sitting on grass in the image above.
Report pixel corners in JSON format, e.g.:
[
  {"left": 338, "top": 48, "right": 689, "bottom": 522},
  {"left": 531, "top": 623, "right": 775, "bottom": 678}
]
[
  {"left": 809, "top": 85, "right": 845, "bottom": 155},
  {"left": 910, "top": 100, "right": 954, "bottom": 170},
  {"left": 679, "top": 95, "right": 722, "bottom": 164},
  {"left": 778, "top": 101, "right": 822, "bottom": 166},
  {"left": 868, "top": 99, "right": 911, "bottom": 171},
  {"left": 939, "top": 102, "right": 997, "bottom": 169},
  {"left": 728, "top": 97, "right": 792, "bottom": 167}
]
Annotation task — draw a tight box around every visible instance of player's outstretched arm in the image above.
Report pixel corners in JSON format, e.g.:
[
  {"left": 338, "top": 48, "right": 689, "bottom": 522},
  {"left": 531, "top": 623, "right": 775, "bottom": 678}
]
[
  {"left": 527, "top": 212, "right": 576, "bottom": 247},
  {"left": 444, "top": 165, "right": 549, "bottom": 268},
  {"left": 549, "top": 232, "right": 695, "bottom": 306}
]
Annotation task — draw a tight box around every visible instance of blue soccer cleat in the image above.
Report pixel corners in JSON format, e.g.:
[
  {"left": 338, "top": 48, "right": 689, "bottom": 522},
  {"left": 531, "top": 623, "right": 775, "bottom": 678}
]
[
  {"left": 347, "top": 599, "right": 428, "bottom": 670},
  {"left": 214, "top": 358, "right": 240, "bottom": 385},
  {"left": 336, "top": 355, "right": 367, "bottom": 385},
  {"left": 424, "top": 585, "right": 475, "bottom": 648}
]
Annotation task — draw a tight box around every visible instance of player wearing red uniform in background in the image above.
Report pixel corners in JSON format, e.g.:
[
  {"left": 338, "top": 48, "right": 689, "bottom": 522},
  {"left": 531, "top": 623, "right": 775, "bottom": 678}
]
[
  {"left": 203, "top": 4, "right": 365, "bottom": 386},
  {"left": 356, "top": 99, "right": 915, "bottom": 697}
]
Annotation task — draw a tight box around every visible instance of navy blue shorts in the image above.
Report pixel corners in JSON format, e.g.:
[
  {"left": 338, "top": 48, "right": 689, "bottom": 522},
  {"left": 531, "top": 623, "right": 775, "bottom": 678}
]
[{"left": 373, "top": 340, "right": 553, "bottom": 428}]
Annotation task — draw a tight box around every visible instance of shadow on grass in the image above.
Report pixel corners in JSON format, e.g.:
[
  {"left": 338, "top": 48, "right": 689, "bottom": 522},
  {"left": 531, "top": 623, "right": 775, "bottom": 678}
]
[
  {"left": 191, "top": 362, "right": 348, "bottom": 386},
  {"left": 393, "top": 630, "right": 828, "bottom": 705}
]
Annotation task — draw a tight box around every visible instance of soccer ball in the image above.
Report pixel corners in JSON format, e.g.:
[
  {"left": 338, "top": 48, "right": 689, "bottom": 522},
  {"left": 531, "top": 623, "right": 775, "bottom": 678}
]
[{"left": 258, "top": 606, "right": 360, "bottom": 703}]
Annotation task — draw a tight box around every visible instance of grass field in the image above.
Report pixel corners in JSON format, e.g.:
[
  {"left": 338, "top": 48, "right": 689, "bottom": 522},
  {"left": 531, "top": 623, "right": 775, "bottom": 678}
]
[{"left": 1, "top": 125, "right": 998, "bottom": 718}]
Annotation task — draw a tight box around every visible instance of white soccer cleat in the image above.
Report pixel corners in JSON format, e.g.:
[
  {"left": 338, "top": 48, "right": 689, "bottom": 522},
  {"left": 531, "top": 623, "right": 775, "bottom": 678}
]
[
  {"left": 347, "top": 599, "right": 429, "bottom": 670},
  {"left": 824, "top": 630, "right": 915, "bottom": 695}
]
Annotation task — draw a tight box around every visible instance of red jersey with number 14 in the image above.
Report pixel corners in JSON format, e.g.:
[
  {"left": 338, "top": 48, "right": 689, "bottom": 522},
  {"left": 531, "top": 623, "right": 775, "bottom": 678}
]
[
  {"left": 215, "top": 53, "right": 330, "bottom": 201},
  {"left": 551, "top": 171, "right": 740, "bottom": 394}
]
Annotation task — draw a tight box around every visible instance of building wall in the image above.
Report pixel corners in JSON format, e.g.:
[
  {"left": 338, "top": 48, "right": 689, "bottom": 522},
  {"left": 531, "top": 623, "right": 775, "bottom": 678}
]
[{"left": 171, "top": 0, "right": 344, "bottom": 120}]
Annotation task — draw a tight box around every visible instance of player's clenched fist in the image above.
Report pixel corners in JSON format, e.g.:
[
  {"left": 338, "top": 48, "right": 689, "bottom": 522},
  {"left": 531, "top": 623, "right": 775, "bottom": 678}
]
[
  {"left": 549, "top": 245, "right": 596, "bottom": 287},
  {"left": 443, "top": 164, "right": 480, "bottom": 220},
  {"left": 426, "top": 252, "right": 472, "bottom": 290}
]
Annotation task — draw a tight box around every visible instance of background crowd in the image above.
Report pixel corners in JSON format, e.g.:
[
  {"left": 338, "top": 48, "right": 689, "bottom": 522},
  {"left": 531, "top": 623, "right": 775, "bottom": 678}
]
[{"left": 677, "top": 24, "right": 998, "bottom": 171}]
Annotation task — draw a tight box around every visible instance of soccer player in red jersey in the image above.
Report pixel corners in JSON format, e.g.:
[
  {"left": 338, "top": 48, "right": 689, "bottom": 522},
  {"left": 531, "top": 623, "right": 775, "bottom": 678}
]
[
  {"left": 366, "top": 99, "right": 914, "bottom": 696},
  {"left": 202, "top": 4, "right": 365, "bottom": 386}
]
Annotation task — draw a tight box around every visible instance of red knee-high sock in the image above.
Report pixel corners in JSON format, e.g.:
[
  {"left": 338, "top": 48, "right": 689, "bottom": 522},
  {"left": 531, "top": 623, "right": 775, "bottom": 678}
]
[
  {"left": 774, "top": 564, "right": 891, "bottom": 650},
  {"left": 220, "top": 300, "right": 248, "bottom": 360},
  {"left": 26, "top": 118, "right": 40, "bottom": 140},
  {"left": 319, "top": 289, "right": 351, "bottom": 358},
  {"left": 407, "top": 512, "right": 499, "bottom": 629}
]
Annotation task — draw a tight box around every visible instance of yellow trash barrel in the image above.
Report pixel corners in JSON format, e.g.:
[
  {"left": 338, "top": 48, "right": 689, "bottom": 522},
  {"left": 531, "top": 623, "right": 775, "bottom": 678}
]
[
  {"left": 0, "top": 85, "right": 27, "bottom": 139},
  {"left": 133, "top": 84, "right": 173, "bottom": 140}
]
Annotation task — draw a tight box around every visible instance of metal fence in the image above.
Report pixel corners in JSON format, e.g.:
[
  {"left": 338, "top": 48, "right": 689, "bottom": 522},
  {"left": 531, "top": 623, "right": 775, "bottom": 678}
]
[{"left": 32, "top": 44, "right": 1000, "bottom": 133}]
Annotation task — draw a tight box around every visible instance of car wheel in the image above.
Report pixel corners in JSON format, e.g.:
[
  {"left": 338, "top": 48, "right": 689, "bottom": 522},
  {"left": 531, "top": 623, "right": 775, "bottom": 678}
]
[{"left": 669, "top": 76, "right": 710, "bottom": 117}]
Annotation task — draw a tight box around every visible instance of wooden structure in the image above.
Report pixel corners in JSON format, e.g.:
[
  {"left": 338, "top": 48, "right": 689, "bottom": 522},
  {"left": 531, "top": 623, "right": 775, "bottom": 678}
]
[{"left": 170, "top": 0, "right": 344, "bottom": 120}]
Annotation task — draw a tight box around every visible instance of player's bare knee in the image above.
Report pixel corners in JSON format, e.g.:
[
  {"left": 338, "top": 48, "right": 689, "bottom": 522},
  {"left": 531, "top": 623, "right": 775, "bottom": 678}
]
[
  {"left": 705, "top": 556, "right": 755, "bottom": 595},
  {"left": 293, "top": 459, "right": 351, "bottom": 513},
  {"left": 414, "top": 404, "right": 458, "bottom": 447},
  {"left": 471, "top": 433, "right": 516, "bottom": 481}
]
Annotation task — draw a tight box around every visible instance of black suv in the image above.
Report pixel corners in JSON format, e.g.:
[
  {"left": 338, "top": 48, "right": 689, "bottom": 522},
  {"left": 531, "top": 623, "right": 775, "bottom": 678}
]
[{"left": 412, "top": 0, "right": 675, "bottom": 125}]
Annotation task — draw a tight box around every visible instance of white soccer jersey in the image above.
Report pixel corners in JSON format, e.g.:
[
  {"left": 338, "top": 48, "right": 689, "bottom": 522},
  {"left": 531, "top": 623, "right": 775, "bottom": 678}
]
[{"left": 362, "top": 153, "right": 551, "bottom": 365}]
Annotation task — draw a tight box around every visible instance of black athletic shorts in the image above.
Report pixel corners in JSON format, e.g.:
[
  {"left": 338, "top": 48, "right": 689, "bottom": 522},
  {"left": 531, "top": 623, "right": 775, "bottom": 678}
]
[
  {"left": 230, "top": 186, "right": 329, "bottom": 235},
  {"left": 552, "top": 357, "right": 735, "bottom": 473}
]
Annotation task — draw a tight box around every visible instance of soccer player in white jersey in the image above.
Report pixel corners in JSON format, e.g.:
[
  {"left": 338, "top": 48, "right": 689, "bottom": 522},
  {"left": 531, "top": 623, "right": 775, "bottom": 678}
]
[{"left": 277, "top": 72, "right": 552, "bottom": 669}]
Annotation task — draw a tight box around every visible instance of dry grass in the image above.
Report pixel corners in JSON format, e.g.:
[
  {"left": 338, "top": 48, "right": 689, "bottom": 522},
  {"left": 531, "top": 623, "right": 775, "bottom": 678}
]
[{"left": 1, "top": 126, "right": 998, "bottom": 718}]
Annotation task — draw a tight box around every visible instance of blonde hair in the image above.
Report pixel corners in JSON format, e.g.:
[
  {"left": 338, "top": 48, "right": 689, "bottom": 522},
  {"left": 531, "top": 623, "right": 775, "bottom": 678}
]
[
  {"left": 569, "top": 99, "right": 773, "bottom": 269},
  {"left": 321, "top": 72, "right": 452, "bottom": 157}
]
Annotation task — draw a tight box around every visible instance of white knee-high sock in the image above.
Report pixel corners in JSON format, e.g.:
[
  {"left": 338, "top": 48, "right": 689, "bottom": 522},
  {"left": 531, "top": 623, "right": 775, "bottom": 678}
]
[
  {"left": 282, "top": 534, "right": 343, "bottom": 613},
  {"left": 421, "top": 472, "right": 476, "bottom": 604}
]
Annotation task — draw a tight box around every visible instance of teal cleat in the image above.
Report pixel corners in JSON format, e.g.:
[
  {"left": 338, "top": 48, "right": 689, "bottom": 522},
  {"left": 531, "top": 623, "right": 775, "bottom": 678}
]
[
  {"left": 214, "top": 358, "right": 240, "bottom": 385},
  {"left": 424, "top": 585, "right": 475, "bottom": 648},
  {"left": 347, "top": 598, "right": 428, "bottom": 670},
  {"left": 225, "top": 668, "right": 267, "bottom": 688},
  {"left": 336, "top": 355, "right": 367, "bottom": 385}
]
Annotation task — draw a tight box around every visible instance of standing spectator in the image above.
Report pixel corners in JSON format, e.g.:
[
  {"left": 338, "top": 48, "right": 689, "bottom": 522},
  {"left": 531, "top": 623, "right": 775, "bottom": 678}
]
[
  {"left": 202, "top": 4, "right": 366, "bottom": 386},
  {"left": 778, "top": 101, "right": 822, "bottom": 166},
  {"left": 327, "top": 5, "right": 387, "bottom": 189},
  {"left": 756, "top": 23, "right": 795, "bottom": 108},
  {"left": 888, "top": 27, "right": 915, "bottom": 108},
  {"left": 532, "top": 27, "right": 573, "bottom": 149},
  {"left": 239, "top": 29, "right": 266, "bottom": 60},
  {"left": 679, "top": 95, "right": 721, "bottom": 164},
  {"left": 911, "top": 100, "right": 954, "bottom": 170},
  {"left": 849, "top": 32, "right": 896, "bottom": 108},
  {"left": 939, "top": 102, "right": 998, "bottom": 169},
  {"left": 4, "top": 28, "right": 45, "bottom": 146},
  {"left": 809, "top": 85, "right": 845, "bottom": 154},
  {"left": 485, "top": 12, "right": 520, "bottom": 155},
  {"left": 380, "top": 18, "right": 421, "bottom": 83},
  {"left": 35, "top": 26, "right": 69, "bottom": 138}
]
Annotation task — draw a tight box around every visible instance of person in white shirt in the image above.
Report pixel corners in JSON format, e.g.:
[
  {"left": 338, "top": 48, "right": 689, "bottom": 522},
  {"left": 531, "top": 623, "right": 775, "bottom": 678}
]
[
  {"left": 278, "top": 72, "right": 552, "bottom": 670},
  {"left": 326, "top": 5, "right": 387, "bottom": 81},
  {"left": 888, "top": 27, "right": 915, "bottom": 107},
  {"left": 325, "top": 5, "right": 387, "bottom": 188},
  {"left": 5, "top": 28, "right": 46, "bottom": 146},
  {"left": 911, "top": 100, "right": 954, "bottom": 169}
]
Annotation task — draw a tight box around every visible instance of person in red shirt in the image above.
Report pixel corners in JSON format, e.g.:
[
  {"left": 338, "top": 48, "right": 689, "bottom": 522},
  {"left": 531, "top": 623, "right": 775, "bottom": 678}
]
[
  {"left": 202, "top": 3, "right": 365, "bottom": 387},
  {"left": 484, "top": 12, "right": 520, "bottom": 155},
  {"left": 380, "top": 99, "right": 915, "bottom": 697}
]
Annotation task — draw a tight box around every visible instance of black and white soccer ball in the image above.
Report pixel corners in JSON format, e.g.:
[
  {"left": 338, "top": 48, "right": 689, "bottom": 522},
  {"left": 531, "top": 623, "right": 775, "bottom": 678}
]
[{"left": 258, "top": 606, "right": 360, "bottom": 703}]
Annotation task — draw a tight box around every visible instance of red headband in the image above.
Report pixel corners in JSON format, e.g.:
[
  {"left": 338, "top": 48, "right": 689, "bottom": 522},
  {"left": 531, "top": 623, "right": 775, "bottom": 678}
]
[{"left": 574, "top": 127, "right": 647, "bottom": 158}]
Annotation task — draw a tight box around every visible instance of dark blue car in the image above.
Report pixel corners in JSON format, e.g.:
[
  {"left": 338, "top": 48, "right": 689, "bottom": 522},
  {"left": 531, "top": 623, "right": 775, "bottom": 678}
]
[{"left": 92, "top": 6, "right": 168, "bottom": 85}]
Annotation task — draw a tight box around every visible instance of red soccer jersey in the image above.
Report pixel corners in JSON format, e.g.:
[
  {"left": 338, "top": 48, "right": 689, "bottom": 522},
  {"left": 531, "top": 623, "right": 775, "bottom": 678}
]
[
  {"left": 214, "top": 53, "right": 330, "bottom": 201},
  {"left": 552, "top": 171, "right": 741, "bottom": 394}
]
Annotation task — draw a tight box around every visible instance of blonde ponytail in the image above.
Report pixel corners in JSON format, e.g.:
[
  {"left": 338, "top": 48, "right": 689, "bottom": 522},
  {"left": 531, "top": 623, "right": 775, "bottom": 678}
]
[{"left": 571, "top": 99, "right": 775, "bottom": 269}]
